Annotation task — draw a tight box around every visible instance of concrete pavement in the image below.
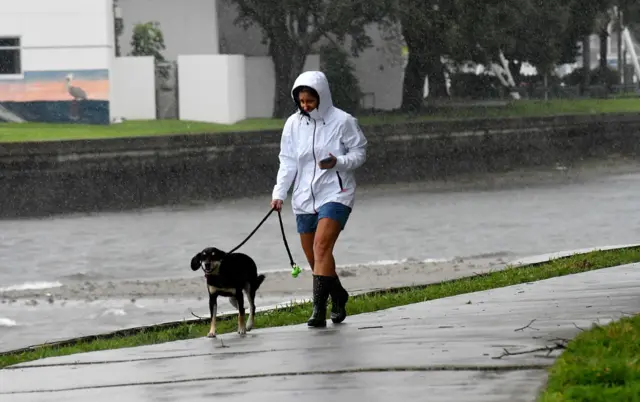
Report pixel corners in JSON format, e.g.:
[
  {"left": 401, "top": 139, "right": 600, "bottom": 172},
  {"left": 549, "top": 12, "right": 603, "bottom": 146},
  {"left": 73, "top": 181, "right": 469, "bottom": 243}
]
[{"left": 1, "top": 263, "right": 639, "bottom": 402}]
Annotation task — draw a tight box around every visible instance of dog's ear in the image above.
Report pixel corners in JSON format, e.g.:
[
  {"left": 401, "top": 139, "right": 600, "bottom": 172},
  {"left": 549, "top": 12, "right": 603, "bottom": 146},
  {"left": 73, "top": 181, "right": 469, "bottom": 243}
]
[{"left": 190, "top": 252, "right": 202, "bottom": 271}]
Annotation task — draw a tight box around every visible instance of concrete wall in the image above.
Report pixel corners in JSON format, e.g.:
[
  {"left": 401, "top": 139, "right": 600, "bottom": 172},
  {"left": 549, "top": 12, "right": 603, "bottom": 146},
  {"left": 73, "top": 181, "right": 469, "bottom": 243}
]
[
  {"left": 110, "top": 56, "right": 156, "bottom": 121},
  {"left": 245, "top": 55, "right": 321, "bottom": 118},
  {"left": 178, "top": 54, "right": 246, "bottom": 124},
  {"left": 2, "top": 114, "right": 640, "bottom": 219},
  {"left": 0, "top": 0, "right": 113, "bottom": 124}
]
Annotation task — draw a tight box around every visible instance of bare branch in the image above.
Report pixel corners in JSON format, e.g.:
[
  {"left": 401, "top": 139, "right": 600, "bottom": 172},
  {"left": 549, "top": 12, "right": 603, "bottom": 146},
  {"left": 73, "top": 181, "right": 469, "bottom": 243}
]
[
  {"left": 492, "top": 339, "right": 568, "bottom": 360},
  {"left": 514, "top": 319, "right": 539, "bottom": 332},
  {"left": 190, "top": 311, "right": 207, "bottom": 320},
  {"left": 572, "top": 322, "right": 586, "bottom": 331}
]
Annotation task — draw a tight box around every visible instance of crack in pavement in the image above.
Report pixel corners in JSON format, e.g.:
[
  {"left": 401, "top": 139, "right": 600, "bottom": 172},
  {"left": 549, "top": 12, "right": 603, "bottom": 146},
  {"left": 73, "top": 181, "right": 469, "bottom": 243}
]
[
  {"left": 1, "top": 364, "right": 551, "bottom": 395},
  {"left": 3, "top": 348, "right": 297, "bottom": 369},
  {"left": 5, "top": 337, "right": 565, "bottom": 370}
]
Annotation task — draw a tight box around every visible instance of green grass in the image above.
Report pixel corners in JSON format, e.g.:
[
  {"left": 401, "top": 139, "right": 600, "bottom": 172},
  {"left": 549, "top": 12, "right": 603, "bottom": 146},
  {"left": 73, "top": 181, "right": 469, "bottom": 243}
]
[
  {"left": 1, "top": 246, "right": 640, "bottom": 370},
  {"left": 538, "top": 314, "right": 640, "bottom": 402},
  {"left": 0, "top": 98, "right": 639, "bottom": 142}
]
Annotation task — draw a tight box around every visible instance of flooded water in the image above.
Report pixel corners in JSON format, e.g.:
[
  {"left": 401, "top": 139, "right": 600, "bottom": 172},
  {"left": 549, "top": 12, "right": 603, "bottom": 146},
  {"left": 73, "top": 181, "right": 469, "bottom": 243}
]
[{"left": 2, "top": 159, "right": 640, "bottom": 352}]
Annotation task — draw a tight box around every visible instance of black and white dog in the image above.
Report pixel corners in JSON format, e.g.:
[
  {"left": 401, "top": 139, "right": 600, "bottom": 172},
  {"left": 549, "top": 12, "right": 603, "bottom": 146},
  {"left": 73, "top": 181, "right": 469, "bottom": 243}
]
[{"left": 190, "top": 247, "right": 266, "bottom": 337}]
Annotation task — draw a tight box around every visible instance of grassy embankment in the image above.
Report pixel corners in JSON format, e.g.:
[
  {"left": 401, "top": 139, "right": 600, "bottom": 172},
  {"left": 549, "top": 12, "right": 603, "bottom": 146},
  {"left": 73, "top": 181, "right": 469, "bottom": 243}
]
[
  {"left": 538, "top": 311, "right": 640, "bottom": 401},
  {"left": 0, "top": 98, "right": 639, "bottom": 143},
  {"left": 1, "top": 246, "right": 639, "bottom": 370}
]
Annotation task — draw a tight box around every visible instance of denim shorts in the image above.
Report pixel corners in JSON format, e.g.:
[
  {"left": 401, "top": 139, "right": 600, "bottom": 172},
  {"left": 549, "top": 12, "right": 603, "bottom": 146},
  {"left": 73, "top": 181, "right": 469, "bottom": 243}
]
[{"left": 296, "top": 202, "right": 352, "bottom": 234}]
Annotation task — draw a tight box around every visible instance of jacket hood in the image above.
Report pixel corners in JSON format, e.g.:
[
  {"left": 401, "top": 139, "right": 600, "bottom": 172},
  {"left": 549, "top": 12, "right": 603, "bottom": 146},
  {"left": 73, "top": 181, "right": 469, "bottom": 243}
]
[{"left": 291, "top": 71, "right": 334, "bottom": 120}]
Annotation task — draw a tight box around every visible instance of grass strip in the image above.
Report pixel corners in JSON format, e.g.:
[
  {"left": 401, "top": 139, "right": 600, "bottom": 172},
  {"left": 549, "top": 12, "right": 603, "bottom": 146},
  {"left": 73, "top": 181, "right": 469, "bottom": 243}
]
[
  {"left": 538, "top": 314, "right": 640, "bottom": 402},
  {"left": 1, "top": 98, "right": 639, "bottom": 142},
  {"left": 1, "top": 246, "right": 640, "bottom": 369}
]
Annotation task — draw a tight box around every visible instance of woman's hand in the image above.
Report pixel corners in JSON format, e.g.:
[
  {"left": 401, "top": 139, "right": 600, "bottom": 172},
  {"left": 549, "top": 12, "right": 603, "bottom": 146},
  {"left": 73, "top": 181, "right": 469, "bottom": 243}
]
[
  {"left": 271, "top": 199, "right": 283, "bottom": 211},
  {"left": 318, "top": 153, "right": 337, "bottom": 170}
]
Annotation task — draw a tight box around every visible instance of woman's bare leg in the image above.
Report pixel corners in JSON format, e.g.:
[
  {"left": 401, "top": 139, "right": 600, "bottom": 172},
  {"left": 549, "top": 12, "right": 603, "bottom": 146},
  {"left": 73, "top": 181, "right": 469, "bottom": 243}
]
[
  {"left": 299, "top": 233, "right": 315, "bottom": 271},
  {"left": 312, "top": 218, "right": 341, "bottom": 277}
]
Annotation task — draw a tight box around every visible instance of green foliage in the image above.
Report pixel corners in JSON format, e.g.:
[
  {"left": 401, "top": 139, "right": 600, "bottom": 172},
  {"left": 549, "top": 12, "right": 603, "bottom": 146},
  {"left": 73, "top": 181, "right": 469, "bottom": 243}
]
[
  {"left": 450, "top": 0, "right": 577, "bottom": 74},
  {"left": 319, "top": 44, "right": 363, "bottom": 113},
  {"left": 448, "top": 72, "right": 503, "bottom": 99},
  {"left": 129, "top": 21, "right": 166, "bottom": 62},
  {"left": 564, "top": 66, "right": 620, "bottom": 89},
  {"left": 227, "top": 0, "right": 396, "bottom": 56},
  {"left": 128, "top": 21, "right": 168, "bottom": 81}
]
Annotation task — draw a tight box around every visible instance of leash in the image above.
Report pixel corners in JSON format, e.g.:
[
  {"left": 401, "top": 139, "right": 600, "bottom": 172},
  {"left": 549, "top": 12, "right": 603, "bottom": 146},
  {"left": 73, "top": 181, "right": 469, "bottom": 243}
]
[{"left": 227, "top": 208, "right": 302, "bottom": 278}]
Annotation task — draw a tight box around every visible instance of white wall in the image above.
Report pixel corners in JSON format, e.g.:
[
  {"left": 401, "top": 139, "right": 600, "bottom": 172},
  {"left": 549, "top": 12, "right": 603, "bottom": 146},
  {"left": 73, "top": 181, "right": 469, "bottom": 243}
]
[
  {"left": 178, "top": 54, "right": 246, "bottom": 124},
  {"left": 0, "top": 0, "right": 113, "bottom": 74},
  {"left": 110, "top": 56, "right": 156, "bottom": 120},
  {"left": 216, "top": 0, "right": 267, "bottom": 56},
  {"left": 347, "top": 24, "right": 404, "bottom": 111},
  {"left": 245, "top": 55, "right": 320, "bottom": 118},
  {"left": 118, "top": 0, "right": 219, "bottom": 61}
]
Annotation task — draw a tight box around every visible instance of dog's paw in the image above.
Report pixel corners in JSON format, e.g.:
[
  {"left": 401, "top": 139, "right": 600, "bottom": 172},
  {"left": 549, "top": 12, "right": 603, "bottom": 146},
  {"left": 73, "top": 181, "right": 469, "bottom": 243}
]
[
  {"left": 246, "top": 317, "right": 254, "bottom": 332},
  {"left": 237, "top": 325, "right": 247, "bottom": 336},
  {"left": 206, "top": 331, "right": 216, "bottom": 338}
]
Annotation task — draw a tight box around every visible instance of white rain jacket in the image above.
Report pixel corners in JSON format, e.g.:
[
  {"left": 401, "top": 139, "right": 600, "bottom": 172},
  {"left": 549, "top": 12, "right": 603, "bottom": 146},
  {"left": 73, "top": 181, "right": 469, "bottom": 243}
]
[{"left": 272, "top": 71, "right": 368, "bottom": 215}]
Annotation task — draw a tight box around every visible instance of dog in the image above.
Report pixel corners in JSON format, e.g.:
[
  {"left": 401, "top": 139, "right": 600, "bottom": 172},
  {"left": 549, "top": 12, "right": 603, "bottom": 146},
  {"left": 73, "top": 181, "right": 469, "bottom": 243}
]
[{"left": 190, "top": 247, "right": 265, "bottom": 338}]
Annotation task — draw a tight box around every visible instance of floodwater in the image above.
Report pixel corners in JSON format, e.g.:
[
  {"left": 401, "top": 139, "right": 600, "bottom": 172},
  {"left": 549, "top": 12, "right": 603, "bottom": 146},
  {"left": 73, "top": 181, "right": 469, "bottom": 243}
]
[{"left": 1, "top": 158, "right": 640, "bottom": 352}]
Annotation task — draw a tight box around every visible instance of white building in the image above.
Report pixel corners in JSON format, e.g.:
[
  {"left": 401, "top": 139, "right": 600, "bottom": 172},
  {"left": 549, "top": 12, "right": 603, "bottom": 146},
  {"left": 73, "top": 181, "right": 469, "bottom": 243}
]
[{"left": 0, "top": 0, "right": 114, "bottom": 124}]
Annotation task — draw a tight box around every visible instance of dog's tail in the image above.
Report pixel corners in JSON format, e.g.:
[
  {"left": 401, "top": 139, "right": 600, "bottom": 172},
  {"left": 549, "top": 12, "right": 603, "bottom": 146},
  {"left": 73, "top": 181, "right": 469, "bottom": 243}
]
[{"left": 254, "top": 274, "right": 266, "bottom": 291}]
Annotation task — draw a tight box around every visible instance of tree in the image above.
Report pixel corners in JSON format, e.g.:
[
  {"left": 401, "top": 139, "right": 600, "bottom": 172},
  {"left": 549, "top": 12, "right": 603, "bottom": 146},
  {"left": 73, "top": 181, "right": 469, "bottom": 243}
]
[
  {"left": 129, "top": 21, "right": 169, "bottom": 79},
  {"left": 225, "top": 0, "right": 394, "bottom": 117},
  {"left": 612, "top": 0, "right": 640, "bottom": 83},
  {"left": 395, "top": 0, "right": 458, "bottom": 111},
  {"left": 129, "top": 21, "right": 167, "bottom": 61},
  {"left": 451, "top": 0, "right": 576, "bottom": 80},
  {"left": 319, "top": 44, "right": 363, "bottom": 113}
]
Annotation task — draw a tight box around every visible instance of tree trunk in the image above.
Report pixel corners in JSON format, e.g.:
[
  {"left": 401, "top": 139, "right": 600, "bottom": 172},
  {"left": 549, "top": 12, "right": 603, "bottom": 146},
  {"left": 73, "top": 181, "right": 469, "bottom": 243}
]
[
  {"left": 401, "top": 50, "right": 429, "bottom": 112},
  {"left": 582, "top": 36, "right": 591, "bottom": 94},
  {"left": 616, "top": 7, "right": 623, "bottom": 84},
  {"left": 426, "top": 54, "right": 448, "bottom": 98},
  {"left": 599, "top": 29, "right": 608, "bottom": 71},
  {"left": 508, "top": 61, "right": 522, "bottom": 86},
  {"left": 270, "top": 40, "right": 307, "bottom": 118}
]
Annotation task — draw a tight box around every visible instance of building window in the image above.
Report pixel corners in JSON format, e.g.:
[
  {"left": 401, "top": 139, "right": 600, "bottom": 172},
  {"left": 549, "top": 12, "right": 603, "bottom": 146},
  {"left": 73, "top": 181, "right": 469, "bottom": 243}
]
[{"left": 0, "top": 37, "right": 21, "bottom": 76}]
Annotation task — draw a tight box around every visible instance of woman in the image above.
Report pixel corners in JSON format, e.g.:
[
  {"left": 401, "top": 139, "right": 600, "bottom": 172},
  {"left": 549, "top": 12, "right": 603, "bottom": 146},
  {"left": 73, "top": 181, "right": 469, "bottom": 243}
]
[{"left": 271, "top": 70, "right": 368, "bottom": 328}]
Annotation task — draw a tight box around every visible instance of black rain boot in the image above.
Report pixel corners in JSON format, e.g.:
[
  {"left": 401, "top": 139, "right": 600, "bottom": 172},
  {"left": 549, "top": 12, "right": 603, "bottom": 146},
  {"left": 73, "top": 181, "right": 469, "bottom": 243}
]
[
  {"left": 307, "top": 275, "right": 333, "bottom": 328},
  {"left": 330, "top": 276, "right": 349, "bottom": 324}
]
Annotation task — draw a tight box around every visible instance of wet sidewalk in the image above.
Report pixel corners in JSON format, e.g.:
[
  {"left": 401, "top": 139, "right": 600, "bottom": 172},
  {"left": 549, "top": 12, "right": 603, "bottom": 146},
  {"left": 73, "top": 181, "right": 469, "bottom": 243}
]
[{"left": 2, "top": 263, "right": 639, "bottom": 402}]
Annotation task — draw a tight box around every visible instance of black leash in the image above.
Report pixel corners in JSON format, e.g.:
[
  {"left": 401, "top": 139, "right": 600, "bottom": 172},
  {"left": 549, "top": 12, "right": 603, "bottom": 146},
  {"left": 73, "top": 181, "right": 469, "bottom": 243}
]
[
  {"left": 227, "top": 208, "right": 275, "bottom": 254},
  {"left": 227, "top": 208, "right": 301, "bottom": 277},
  {"left": 276, "top": 209, "right": 296, "bottom": 269}
]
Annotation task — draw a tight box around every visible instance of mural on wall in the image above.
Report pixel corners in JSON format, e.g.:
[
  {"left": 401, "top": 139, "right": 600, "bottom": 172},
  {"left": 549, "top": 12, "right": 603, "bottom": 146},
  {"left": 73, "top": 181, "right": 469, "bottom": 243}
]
[{"left": 0, "top": 69, "right": 110, "bottom": 124}]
